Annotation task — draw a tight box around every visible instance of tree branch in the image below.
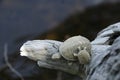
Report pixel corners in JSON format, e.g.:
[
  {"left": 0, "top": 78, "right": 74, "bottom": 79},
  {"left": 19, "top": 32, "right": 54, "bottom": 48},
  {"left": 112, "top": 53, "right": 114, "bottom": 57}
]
[{"left": 20, "top": 22, "right": 120, "bottom": 80}]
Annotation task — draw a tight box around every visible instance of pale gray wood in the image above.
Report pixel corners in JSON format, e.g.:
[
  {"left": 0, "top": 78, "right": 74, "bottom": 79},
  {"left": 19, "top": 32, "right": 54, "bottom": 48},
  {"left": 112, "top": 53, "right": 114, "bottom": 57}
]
[{"left": 20, "top": 22, "right": 120, "bottom": 80}]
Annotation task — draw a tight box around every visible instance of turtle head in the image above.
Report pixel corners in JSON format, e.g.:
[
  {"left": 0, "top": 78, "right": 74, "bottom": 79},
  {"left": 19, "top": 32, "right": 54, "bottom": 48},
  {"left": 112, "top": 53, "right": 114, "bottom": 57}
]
[{"left": 74, "top": 47, "right": 91, "bottom": 64}]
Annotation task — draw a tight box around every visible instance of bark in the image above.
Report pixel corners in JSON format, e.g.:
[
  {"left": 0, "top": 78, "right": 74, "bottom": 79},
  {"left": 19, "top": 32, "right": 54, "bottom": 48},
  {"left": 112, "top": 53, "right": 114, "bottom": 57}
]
[{"left": 20, "top": 22, "right": 120, "bottom": 80}]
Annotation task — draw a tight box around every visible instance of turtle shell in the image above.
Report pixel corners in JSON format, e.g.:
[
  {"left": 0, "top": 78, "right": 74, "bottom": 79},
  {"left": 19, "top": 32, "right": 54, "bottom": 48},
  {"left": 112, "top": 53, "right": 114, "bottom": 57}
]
[{"left": 59, "top": 35, "right": 91, "bottom": 61}]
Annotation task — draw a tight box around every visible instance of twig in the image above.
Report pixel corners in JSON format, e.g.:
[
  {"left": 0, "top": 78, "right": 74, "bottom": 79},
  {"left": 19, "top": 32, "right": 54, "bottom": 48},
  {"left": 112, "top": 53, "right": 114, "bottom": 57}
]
[{"left": 4, "top": 43, "right": 24, "bottom": 80}]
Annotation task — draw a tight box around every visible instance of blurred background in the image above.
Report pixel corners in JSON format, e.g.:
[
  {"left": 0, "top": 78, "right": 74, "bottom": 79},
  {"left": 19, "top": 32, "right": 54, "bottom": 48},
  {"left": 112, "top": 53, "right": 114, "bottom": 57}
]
[{"left": 0, "top": 0, "right": 120, "bottom": 80}]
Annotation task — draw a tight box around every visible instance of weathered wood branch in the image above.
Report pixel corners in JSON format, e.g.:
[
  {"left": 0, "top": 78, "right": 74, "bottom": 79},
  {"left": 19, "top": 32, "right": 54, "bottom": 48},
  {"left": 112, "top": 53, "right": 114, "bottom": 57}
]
[{"left": 20, "top": 22, "right": 120, "bottom": 80}]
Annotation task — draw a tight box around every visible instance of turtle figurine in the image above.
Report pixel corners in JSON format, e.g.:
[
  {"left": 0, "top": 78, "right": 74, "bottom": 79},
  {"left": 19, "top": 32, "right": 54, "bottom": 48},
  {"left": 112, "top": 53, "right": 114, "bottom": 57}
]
[{"left": 51, "top": 35, "right": 91, "bottom": 64}]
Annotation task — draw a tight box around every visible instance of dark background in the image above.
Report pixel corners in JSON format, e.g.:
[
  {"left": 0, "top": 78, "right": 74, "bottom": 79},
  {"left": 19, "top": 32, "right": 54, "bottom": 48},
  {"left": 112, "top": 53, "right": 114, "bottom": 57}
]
[{"left": 0, "top": 0, "right": 120, "bottom": 80}]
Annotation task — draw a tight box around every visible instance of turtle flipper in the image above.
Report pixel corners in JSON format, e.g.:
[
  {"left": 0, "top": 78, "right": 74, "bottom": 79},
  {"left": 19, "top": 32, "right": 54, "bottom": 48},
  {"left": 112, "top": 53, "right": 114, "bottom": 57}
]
[{"left": 51, "top": 53, "right": 61, "bottom": 60}]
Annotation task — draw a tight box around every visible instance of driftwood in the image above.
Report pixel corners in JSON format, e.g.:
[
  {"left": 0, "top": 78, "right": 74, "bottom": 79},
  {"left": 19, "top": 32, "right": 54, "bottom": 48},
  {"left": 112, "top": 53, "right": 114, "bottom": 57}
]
[{"left": 20, "top": 22, "right": 120, "bottom": 80}]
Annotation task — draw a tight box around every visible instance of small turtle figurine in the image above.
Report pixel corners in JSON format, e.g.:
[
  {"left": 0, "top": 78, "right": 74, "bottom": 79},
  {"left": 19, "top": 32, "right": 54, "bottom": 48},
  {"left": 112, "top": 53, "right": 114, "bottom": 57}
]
[{"left": 52, "top": 35, "right": 91, "bottom": 64}]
